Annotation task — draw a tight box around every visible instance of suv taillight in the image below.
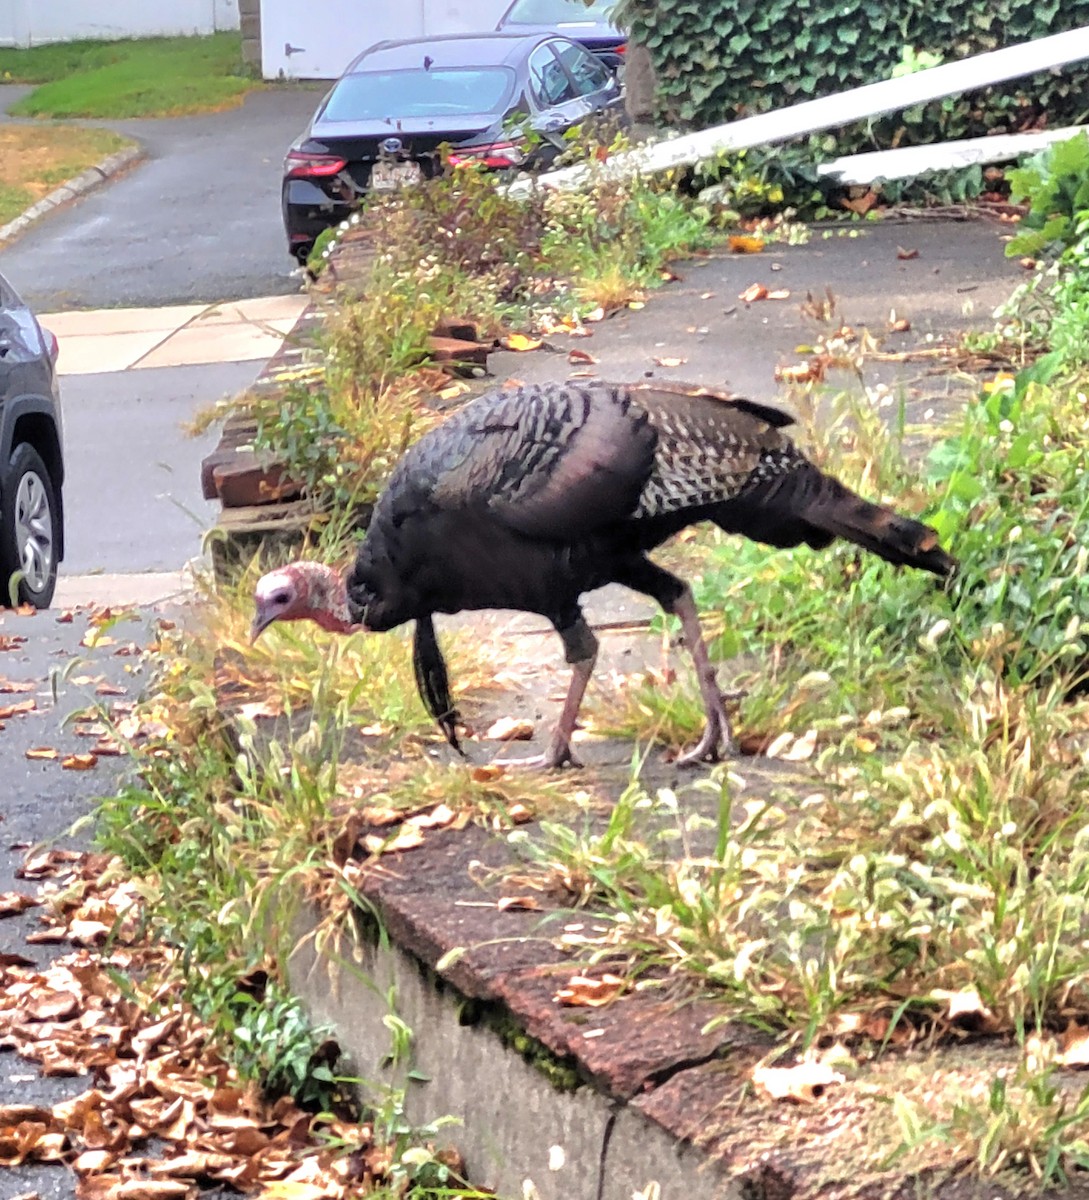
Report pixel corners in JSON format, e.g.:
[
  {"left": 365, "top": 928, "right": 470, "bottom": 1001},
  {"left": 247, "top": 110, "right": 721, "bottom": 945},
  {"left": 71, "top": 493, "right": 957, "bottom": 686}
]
[
  {"left": 447, "top": 142, "right": 526, "bottom": 169},
  {"left": 284, "top": 150, "right": 349, "bottom": 178}
]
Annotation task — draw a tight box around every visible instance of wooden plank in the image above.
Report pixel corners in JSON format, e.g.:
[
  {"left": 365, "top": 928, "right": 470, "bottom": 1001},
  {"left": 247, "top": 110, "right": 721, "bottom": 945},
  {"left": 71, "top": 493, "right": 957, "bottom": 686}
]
[
  {"left": 216, "top": 501, "right": 314, "bottom": 531},
  {"left": 427, "top": 334, "right": 490, "bottom": 365},
  {"left": 213, "top": 454, "right": 303, "bottom": 508},
  {"left": 514, "top": 26, "right": 1089, "bottom": 194}
]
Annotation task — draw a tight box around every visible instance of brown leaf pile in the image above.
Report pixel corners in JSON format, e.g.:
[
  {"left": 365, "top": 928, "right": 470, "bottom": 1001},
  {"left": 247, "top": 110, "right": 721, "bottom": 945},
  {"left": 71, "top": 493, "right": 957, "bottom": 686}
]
[{"left": 0, "top": 850, "right": 444, "bottom": 1200}]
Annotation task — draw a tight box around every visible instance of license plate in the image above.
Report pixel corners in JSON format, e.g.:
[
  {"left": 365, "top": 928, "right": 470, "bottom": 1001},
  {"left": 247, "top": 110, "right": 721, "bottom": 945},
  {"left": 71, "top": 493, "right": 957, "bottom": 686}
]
[{"left": 371, "top": 161, "right": 423, "bottom": 191}]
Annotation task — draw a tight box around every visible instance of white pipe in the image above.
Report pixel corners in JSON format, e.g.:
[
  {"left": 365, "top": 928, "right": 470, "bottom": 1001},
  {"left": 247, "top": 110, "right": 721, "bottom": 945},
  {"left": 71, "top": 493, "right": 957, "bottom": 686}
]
[
  {"left": 817, "top": 124, "right": 1087, "bottom": 185},
  {"left": 513, "top": 26, "right": 1089, "bottom": 196}
]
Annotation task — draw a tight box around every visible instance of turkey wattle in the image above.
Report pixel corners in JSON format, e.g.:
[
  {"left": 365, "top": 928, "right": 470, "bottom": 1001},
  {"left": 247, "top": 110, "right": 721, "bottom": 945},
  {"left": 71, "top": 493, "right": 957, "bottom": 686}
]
[{"left": 250, "top": 380, "right": 955, "bottom": 767}]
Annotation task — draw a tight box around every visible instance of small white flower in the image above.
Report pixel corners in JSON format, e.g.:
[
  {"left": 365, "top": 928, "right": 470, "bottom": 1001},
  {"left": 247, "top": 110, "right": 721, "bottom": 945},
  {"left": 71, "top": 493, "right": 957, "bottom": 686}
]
[
  {"left": 998, "top": 419, "right": 1014, "bottom": 433},
  {"left": 921, "top": 618, "right": 951, "bottom": 650}
]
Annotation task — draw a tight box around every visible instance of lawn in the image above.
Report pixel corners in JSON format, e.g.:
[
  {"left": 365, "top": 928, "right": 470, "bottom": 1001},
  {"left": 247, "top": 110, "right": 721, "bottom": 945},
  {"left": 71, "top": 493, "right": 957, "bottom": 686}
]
[
  {"left": 0, "top": 124, "right": 133, "bottom": 225},
  {"left": 0, "top": 32, "right": 257, "bottom": 119}
]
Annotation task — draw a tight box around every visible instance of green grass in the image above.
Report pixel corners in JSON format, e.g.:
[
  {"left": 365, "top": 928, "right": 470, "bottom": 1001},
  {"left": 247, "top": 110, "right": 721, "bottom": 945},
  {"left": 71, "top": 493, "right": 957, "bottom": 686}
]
[
  {"left": 0, "top": 182, "right": 31, "bottom": 226},
  {"left": 0, "top": 33, "right": 257, "bottom": 118}
]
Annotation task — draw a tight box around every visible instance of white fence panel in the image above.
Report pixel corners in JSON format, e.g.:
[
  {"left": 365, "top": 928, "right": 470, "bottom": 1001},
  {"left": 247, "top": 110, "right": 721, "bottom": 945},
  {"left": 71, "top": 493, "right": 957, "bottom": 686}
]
[
  {"left": 0, "top": 0, "right": 239, "bottom": 47},
  {"left": 259, "top": 0, "right": 509, "bottom": 79}
]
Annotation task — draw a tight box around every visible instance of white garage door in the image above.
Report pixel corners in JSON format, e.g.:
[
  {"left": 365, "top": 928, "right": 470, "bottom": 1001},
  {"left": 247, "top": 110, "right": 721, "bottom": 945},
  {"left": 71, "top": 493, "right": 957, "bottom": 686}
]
[{"left": 260, "top": 0, "right": 511, "bottom": 79}]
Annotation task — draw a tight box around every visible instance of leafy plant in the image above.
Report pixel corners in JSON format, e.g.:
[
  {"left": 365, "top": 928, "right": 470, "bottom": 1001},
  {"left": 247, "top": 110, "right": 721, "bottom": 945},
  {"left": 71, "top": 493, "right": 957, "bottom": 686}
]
[
  {"left": 613, "top": 0, "right": 1089, "bottom": 156},
  {"left": 1006, "top": 131, "right": 1089, "bottom": 259},
  {"left": 244, "top": 152, "right": 717, "bottom": 517}
]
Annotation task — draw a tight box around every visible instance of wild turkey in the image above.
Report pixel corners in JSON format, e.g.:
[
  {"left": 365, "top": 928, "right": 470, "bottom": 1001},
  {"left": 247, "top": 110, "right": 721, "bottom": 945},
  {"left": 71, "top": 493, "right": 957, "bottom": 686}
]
[{"left": 251, "top": 380, "right": 955, "bottom": 767}]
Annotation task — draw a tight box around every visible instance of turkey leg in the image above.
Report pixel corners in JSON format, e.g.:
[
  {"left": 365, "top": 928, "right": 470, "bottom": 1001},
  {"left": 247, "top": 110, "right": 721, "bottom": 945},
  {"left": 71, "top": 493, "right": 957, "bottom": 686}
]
[
  {"left": 669, "top": 586, "right": 740, "bottom": 764},
  {"left": 617, "top": 558, "right": 739, "bottom": 763},
  {"left": 495, "top": 616, "right": 598, "bottom": 770}
]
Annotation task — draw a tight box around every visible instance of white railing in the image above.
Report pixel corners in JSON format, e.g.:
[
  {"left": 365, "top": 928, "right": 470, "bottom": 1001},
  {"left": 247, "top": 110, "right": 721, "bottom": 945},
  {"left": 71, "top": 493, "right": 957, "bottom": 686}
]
[{"left": 513, "top": 27, "right": 1089, "bottom": 196}]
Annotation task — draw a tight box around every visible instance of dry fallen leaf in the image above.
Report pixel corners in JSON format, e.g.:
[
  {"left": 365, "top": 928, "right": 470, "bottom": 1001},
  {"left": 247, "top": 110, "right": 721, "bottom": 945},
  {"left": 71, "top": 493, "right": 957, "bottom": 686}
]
[
  {"left": 363, "top": 825, "right": 425, "bottom": 856},
  {"left": 502, "top": 333, "right": 542, "bottom": 352},
  {"left": 841, "top": 190, "right": 877, "bottom": 215},
  {"left": 80, "top": 631, "right": 115, "bottom": 650},
  {"left": 496, "top": 896, "right": 541, "bottom": 912},
  {"left": 652, "top": 355, "right": 687, "bottom": 368},
  {"left": 25, "top": 747, "right": 59, "bottom": 761},
  {"left": 1057, "top": 1021, "right": 1089, "bottom": 1068},
  {"left": 406, "top": 804, "right": 457, "bottom": 830},
  {"left": 62, "top": 754, "right": 99, "bottom": 772},
  {"left": 0, "top": 679, "right": 35, "bottom": 694},
  {"left": 567, "top": 348, "right": 597, "bottom": 365},
  {"left": 554, "top": 973, "right": 625, "bottom": 1007},
  {"left": 484, "top": 717, "right": 534, "bottom": 742},
  {"left": 752, "top": 1057, "right": 845, "bottom": 1104},
  {"left": 931, "top": 987, "right": 1001, "bottom": 1032},
  {"left": 739, "top": 283, "right": 769, "bottom": 304},
  {"left": 774, "top": 359, "right": 826, "bottom": 385},
  {"left": 0, "top": 699, "right": 35, "bottom": 719},
  {"left": 506, "top": 803, "right": 534, "bottom": 824},
  {"left": 0, "top": 892, "right": 41, "bottom": 918},
  {"left": 896, "top": 246, "right": 919, "bottom": 260},
  {"left": 728, "top": 234, "right": 765, "bottom": 254}
]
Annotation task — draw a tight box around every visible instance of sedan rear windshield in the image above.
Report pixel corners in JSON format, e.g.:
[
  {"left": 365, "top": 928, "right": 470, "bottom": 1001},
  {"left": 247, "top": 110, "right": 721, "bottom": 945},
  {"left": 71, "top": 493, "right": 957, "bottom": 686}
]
[
  {"left": 505, "top": 0, "right": 615, "bottom": 22},
  {"left": 323, "top": 67, "right": 515, "bottom": 120}
]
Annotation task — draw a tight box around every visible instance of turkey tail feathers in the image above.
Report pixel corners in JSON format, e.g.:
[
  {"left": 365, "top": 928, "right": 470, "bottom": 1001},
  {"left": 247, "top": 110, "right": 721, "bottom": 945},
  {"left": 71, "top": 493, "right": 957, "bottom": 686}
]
[
  {"left": 808, "top": 485, "right": 956, "bottom": 576},
  {"left": 412, "top": 616, "right": 463, "bottom": 754},
  {"left": 721, "top": 464, "right": 956, "bottom": 578}
]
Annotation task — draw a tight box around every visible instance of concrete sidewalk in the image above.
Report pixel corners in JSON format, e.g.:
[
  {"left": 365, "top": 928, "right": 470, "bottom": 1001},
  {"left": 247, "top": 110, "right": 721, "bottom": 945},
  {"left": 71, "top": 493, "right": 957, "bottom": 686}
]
[{"left": 41, "top": 293, "right": 310, "bottom": 376}]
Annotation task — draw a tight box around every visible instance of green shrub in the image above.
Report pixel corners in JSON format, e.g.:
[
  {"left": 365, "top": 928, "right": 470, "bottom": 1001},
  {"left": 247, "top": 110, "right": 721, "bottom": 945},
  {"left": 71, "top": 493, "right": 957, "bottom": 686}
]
[
  {"left": 1006, "top": 131, "right": 1089, "bottom": 260},
  {"left": 615, "top": 0, "right": 1089, "bottom": 153}
]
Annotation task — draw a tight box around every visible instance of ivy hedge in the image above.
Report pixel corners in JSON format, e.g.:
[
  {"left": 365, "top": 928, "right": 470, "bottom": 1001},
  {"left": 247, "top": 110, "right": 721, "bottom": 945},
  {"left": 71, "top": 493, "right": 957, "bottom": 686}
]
[{"left": 613, "top": 0, "right": 1089, "bottom": 152}]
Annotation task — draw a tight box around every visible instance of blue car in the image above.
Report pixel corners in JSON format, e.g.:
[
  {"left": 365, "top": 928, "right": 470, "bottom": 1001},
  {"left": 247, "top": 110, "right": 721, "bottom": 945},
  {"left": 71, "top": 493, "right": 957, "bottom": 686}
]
[{"left": 281, "top": 31, "right": 623, "bottom": 263}]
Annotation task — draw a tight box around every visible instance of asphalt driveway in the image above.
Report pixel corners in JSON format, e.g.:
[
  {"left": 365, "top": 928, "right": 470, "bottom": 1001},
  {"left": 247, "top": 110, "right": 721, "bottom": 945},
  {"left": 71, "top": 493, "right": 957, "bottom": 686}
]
[{"left": 0, "top": 83, "right": 326, "bottom": 310}]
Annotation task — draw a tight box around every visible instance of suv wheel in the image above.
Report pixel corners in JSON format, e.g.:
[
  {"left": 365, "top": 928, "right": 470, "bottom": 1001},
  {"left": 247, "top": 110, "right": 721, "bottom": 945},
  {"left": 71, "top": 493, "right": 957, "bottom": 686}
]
[{"left": 1, "top": 443, "right": 60, "bottom": 609}]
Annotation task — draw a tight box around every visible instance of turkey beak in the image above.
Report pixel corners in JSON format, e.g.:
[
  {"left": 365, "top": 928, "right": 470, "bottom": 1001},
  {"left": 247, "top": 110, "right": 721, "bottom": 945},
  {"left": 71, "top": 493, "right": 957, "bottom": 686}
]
[{"left": 250, "top": 609, "right": 274, "bottom": 644}]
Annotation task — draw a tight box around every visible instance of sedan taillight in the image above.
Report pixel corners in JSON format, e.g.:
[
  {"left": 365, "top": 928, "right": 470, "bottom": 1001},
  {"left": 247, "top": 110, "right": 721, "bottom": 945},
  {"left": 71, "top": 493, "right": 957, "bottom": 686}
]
[
  {"left": 284, "top": 150, "right": 349, "bottom": 178},
  {"left": 447, "top": 141, "right": 526, "bottom": 169}
]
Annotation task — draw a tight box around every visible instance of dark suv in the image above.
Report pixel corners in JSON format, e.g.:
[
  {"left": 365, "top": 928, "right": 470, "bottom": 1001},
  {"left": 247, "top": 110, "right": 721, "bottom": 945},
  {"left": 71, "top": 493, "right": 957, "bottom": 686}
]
[{"left": 0, "top": 271, "right": 64, "bottom": 608}]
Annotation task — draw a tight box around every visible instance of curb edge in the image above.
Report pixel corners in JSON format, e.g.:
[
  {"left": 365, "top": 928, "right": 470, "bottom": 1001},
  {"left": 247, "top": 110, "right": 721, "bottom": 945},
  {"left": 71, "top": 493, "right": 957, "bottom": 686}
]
[{"left": 0, "top": 143, "right": 145, "bottom": 246}]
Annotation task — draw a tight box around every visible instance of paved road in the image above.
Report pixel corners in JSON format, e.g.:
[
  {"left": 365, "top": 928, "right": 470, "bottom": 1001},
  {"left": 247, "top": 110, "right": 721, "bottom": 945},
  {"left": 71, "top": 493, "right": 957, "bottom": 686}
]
[{"left": 0, "top": 84, "right": 325, "bottom": 310}]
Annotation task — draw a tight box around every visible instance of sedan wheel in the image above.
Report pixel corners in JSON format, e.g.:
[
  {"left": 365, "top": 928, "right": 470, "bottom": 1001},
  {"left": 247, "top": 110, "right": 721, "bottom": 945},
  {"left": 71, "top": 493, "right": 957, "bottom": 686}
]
[{"left": 1, "top": 444, "right": 60, "bottom": 608}]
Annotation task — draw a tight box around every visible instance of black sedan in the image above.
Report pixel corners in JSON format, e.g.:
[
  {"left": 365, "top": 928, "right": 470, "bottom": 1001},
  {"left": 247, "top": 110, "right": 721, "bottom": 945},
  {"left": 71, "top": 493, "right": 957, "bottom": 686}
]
[
  {"left": 281, "top": 31, "right": 623, "bottom": 263},
  {"left": 496, "top": 0, "right": 626, "bottom": 70}
]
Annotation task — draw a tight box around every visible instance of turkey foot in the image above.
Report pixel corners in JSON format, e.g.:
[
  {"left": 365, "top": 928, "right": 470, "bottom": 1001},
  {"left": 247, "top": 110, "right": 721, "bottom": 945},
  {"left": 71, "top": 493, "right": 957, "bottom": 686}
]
[
  {"left": 675, "top": 686, "right": 746, "bottom": 765},
  {"left": 494, "top": 739, "right": 583, "bottom": 771},
  {"left": 494, "top": 651, "right": 594, "bottom": 771}
]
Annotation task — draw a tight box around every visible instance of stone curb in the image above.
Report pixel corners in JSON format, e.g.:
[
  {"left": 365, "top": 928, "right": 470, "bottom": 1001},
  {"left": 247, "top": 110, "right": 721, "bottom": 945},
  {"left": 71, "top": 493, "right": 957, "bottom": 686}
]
[{"left": 0, "top": 144, "right": 144, "bottom": 246}]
